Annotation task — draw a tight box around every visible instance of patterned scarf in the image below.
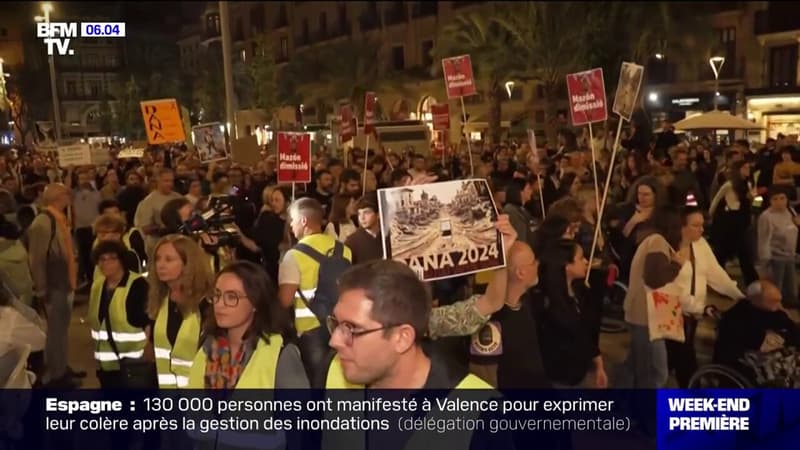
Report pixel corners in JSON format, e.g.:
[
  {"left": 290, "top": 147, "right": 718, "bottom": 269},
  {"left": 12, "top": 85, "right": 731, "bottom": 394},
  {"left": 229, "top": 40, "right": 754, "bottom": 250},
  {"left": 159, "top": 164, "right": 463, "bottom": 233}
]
[{"left": 204, "top": 335, "right": 251, "bottom": 389}]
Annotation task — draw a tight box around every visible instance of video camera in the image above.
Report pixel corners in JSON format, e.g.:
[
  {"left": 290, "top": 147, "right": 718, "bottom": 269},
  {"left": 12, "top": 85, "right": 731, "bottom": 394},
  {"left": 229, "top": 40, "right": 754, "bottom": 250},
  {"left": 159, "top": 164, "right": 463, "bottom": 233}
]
[{"left": 178, "top": 195, "right": 240, "bottom": 248}]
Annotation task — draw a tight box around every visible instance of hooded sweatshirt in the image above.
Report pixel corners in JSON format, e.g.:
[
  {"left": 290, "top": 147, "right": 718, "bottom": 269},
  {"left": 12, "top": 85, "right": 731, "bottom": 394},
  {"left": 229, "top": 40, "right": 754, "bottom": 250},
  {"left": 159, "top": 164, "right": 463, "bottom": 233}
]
[{"left": 0, "top": 239, "right": 34, "bottom": 307}]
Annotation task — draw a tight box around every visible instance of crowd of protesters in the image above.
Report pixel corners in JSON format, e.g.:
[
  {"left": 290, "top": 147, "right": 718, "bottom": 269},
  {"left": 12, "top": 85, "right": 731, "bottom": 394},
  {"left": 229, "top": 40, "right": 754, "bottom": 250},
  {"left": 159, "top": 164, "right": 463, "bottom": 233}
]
[{"left": 0, "top": 110, "right": 798, "bottom": 397}]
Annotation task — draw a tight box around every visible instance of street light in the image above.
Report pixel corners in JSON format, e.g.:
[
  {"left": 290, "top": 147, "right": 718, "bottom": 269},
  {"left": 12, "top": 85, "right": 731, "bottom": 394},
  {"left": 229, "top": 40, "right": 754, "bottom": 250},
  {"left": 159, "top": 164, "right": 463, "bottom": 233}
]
[
  {"left": 36, "top": 2, "right": 62, "bottom": 143},
  {"left": 648, "top": 92, "right": 658, "bottom": 103},
  {"left": 655, "top": 53, "right": 664, "bottom": 60},
  {"left": 505, "top": 81, "right": 515, "bottom": 99},
  {"left": 709, "top": 56, "right": 725, "bottom": 111}
]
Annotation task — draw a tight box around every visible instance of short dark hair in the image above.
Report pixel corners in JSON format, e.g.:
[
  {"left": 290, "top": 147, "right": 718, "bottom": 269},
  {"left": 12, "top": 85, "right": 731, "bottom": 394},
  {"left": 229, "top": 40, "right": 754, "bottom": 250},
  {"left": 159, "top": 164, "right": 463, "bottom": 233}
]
[
  {"left": 205, "top": 261, "right": 290, "bottom": 343},
  {"left": 340, "top": 169, "right": 360, "bottom": 185},
  {"left": 356, "top": 192, "right": 378, "bottom": 212},
  {"left": 767, "top": 184, "right": 792, "bottom": 201},
  {"left": 212, "top": 171, "right": 229, "bottom": 184},
  {"left": 680, "top": 205, "right": 705, "bottom": 224},
  {"left": 504, "top": 178, "right": 529, "bottom": 207},
  {"left": 98, "top": 199, "right": 121, "bottom": 214},
  {"left": 91, "top": 240, "right": 129, "bottom": 265},
  {"left": 338, "top": 260, "right": 431, "bottom": 342},
  {"left": 328, "top": 159, "right": 343, "bottom": 169},
  {"left": 646, "top": 205, "right": 683, "bottom": 249},
  {"left": 0, "top": 216, "right": 20, "bottom": 240},
  {"left": 315, "top": 169, "right": 331, "bottom": 181},
  {"left": 390, "top": 169, "right": 410, "bottom": 185}
]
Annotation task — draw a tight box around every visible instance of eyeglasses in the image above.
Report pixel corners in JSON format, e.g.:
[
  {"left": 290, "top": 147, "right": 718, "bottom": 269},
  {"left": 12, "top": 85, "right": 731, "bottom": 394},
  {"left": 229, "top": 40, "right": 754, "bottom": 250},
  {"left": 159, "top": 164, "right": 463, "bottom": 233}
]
[
  {"left": 326, "top": 316, "right": 398, "bottom": 346},
  {"left": 210, "top": 291, "right": 248, "bottom": 307}
]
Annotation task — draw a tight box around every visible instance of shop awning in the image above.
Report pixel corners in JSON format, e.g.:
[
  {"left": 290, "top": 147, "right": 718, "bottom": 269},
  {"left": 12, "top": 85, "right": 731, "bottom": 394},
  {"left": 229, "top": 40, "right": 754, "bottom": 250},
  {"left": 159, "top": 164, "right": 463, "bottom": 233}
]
[{"left": 674, "top": 110, "right": 763, "bottom": 131}]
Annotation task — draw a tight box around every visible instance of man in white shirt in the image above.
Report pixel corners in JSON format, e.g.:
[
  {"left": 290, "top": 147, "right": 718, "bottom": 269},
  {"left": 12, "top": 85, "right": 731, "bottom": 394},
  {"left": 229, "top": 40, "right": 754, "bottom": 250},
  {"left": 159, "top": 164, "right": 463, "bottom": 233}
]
[{"left": 134, "top": 168, "right": 182, "bottom": 257}]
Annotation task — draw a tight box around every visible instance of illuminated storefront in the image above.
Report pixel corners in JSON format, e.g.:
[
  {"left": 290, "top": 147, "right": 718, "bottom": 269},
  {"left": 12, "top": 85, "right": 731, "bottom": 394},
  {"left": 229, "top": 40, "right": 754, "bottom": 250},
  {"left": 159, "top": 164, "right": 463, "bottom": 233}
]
[{"left": 746, "top": 94, "right": 800, "bottom": 142}]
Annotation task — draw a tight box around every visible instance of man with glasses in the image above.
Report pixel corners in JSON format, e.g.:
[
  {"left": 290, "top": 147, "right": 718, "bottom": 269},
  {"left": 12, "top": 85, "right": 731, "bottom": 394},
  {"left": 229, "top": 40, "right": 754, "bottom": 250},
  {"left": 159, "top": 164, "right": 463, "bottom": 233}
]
[{"left": 326, "top": 215, "right": 517, "bottom": 390}]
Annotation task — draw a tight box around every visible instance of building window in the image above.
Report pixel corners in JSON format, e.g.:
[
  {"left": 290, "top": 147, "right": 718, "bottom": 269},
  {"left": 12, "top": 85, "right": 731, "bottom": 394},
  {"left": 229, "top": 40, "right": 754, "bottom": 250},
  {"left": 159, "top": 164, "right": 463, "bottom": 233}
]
[
  {"left": 391, "top": 45, "right": 405, "bottom": 70},
  {"left": 509, "top": 85, "right": 524, "bottom": 101},
  {"left": 88, "top": 81, "right": 101, "bottom": 97},
  {"left": 536, "top": 85, "right": 544, "bottom": 99},
  {"left": 302, "top": 19, "right": 309, "bottom": 43},
  {"left": 717, "top": 27, "right": 736, "bottom": 78},
  {"left": 240, "top": 49, "right": 246, "bottom": 63},
  {"left": 84, "top": 53, "right": 99, "bottom": 68},
  {"left": 535, "top": 110, "right": 545, "bottom": 123},
  {"left": 769, "top": 44, "right": 798, "bottom": 87},
  {"left": 338, "top": 3, "right": 347, "bottom": 32},
  {"left": 250, "top": 5, "right": 265, "bottom": 33},
  {"left": 280, "top": 36, "right": 288, "bottom": 58},
  {"left": 320, "top": 12, "right": 327, "bottom": 36},
  {"left": 421, "top": 40, "right": 433, "bottom": 69},
  {"left": 251, "top": 41, "right": 258, "bottom": 57},
  {"left": 66, "top": 81, "right": 76, "bottom": 96},
  {"left": 234, "top": 17, "right": 244, "bottom": 41},
  {"left": 275, "top": 4, "right": 288, "bottom": 28}
]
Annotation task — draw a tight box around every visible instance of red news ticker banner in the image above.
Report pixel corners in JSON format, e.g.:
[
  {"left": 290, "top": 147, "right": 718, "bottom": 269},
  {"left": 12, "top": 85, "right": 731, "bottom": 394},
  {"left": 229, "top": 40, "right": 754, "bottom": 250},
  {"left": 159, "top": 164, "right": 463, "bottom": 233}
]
[
  {"left": 431, "top": 103, "right": 451, "bottom": 131},
  {"left": 364, "top": 92, "right": 377, "bottom": 135},
  {"left": 565, "top": 67, "right": 608, "bottom": 126},
  {"left": 276, "top": 132, "right": 311, "bottom": 184},
  {"left": 442, "top": 54, "right": 477, "bottom": 99}
]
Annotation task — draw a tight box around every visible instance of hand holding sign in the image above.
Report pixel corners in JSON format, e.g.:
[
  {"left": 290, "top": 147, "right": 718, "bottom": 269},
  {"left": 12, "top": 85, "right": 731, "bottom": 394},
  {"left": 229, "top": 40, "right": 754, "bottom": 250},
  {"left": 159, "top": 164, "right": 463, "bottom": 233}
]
[{"left": 494, "top": 214, "right": 517, "bottom": 254}]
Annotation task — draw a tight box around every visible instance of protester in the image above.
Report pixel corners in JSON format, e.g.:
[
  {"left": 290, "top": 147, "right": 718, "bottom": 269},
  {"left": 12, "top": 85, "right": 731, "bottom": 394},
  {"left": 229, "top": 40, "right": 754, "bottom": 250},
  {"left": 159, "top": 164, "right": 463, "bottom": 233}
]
[
  {"left": 0, "top": 217, "right": 34, "bottom": 307},
  {"left": 250, "top": 186, "right": 291, "bottom": 283},
  {"left": 344, "top": 193, "right": 382, "bottom": 264},
  {"left": 148, "top": 235, "right": 215, "bottom": 388},
  {"left": 89, "top": 240, "right": 151, "bottom": 389},
  {"left": 324, "top": 193, "right": 358, "bottom": 242},
  {"left": 134, "top": 168, "right": 182, "bottom": 257},
  {"left": 73, "top": 169, "right": 103, "bottom": 290},
  {"left": 26, "top": 183, "right": 82, "bottom": 388},
  {"left": 756, "top": 185, "right": 799, "bottom": 307},
  {"left": 189, "top": 261, "right": 307, "bottom": 389}
]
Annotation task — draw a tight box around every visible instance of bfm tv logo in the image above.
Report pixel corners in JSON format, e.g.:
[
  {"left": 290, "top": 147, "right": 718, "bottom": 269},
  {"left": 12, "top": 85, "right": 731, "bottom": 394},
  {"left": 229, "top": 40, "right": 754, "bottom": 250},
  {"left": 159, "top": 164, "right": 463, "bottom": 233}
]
[
  {"left": 36, "top": 22, "right": 78, "bottom": 56},
  {"left": 36, "top": 22, "right": 126, "bottom": 56}
]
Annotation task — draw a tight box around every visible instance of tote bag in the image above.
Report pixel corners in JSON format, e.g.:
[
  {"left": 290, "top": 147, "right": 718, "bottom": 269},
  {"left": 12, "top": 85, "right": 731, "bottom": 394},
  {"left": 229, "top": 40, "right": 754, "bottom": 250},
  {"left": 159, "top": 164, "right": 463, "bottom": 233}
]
[{"left": 645, "top": 283, "right": 685, "bottom": 343}]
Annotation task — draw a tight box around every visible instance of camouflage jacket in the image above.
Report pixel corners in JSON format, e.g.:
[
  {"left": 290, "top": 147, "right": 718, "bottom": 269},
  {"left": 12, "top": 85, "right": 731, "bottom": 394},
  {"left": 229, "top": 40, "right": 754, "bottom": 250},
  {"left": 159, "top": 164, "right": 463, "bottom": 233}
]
[{"left": 429, "top": 295, "right": 490, "bottom": 339}]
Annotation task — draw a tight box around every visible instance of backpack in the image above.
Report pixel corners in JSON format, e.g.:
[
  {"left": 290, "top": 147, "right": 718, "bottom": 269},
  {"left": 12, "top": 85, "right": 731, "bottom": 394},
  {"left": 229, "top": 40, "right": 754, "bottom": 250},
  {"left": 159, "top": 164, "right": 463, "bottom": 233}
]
[{"left": 293, "top": 240, "right": 351, "bottom": 330}]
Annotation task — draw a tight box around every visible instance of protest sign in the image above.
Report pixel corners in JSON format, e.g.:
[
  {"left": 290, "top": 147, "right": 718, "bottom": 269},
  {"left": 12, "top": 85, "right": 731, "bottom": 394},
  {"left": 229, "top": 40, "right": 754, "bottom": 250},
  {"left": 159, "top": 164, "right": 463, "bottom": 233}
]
[
  {"left": 378, "top": 178, "right": 506, "bottom": 281},
  {"left": 431, "top": 103, "right": 450, "bottom": 131},
  {"left": 88, "top": 141, "right": 110, "bottom": 165},
  {"left": 231, "top": 135, "right": 262, "bottom": 167},
  {"left": 612, "top": 62, "right": 645, "bottom": 122},
  {"left": 566, "top": 68, "right": 608, "bottom": 126},
  {"left": 57, "top": 144, "right": 91, "bottom": 167},
  {"left": 277, "top": 132, "right": 311, "bottom": 184},
  {"left": 364, "top": 92, "right": 377, "bottom": 135},
  {"left": 339, "top": 103, "right": 354, "bottom": 143},
  {"left": 139, "top": 98, "right": 186, "bottom": 145},
  {"left": 118, "top": 148, "right": 145, "bottom": 159},
  {"left": 192, "top": 123, "right": 228, "bottom": 164},
  {"left": 442, "top": 55, "right": 477, "bottom": 99},
  {"left": 35, "top": 121, "right": 57, "bottom": 148}
]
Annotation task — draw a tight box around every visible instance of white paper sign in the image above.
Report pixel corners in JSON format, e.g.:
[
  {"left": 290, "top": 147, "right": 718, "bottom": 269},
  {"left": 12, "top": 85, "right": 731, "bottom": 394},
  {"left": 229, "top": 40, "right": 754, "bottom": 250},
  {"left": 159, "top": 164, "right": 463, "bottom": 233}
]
[
  {"left": 57, "top": 144, "right": 92, "bottom": 167},
  {"left": 118, "top": 148, "right": 145, "bottom": 159}
]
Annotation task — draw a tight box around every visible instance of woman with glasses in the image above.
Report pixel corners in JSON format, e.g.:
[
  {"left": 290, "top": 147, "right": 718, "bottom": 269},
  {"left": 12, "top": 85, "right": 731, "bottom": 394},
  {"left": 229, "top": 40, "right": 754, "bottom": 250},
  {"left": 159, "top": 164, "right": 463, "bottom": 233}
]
[
  {"left": 89, "top": 240, "right": 152, "bottom": 388},
  {"left": 188, "top": 260, "right": 307, "bottom": 389},
  {"left": 148, "top": 235, "right": 214, "bottom": 389}
]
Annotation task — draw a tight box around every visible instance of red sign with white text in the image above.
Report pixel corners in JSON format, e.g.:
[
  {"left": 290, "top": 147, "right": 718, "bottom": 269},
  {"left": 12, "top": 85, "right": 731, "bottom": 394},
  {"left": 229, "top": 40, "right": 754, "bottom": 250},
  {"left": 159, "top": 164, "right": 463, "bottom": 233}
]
[
  {"left": 364, "top": 92, "right": 377, "bottom": 135},
  {"left": 442, "top": 55, "right": 477, "bottom": 99},
  {"left": 565, "top": 68, "right": 608, "bottom": 126},
  {"left": 277, "top": 132, "right": 311, "bottom": 183},
  {"left": 431, "top": 103, "right": 450, "bottom": 131},
  {"left": 340, "top": 103, "right": 354, "bottom": 143}
]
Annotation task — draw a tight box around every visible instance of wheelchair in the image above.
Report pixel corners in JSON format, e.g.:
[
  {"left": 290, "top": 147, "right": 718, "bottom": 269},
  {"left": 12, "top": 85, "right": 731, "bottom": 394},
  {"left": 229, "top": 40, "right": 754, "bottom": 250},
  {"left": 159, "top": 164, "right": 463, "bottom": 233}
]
[
  {"left": 688, "top": 347, "right": 800, "bottom": 389},
  {"left": 599, "top": 240, "right": 628, "bottom": 334}
]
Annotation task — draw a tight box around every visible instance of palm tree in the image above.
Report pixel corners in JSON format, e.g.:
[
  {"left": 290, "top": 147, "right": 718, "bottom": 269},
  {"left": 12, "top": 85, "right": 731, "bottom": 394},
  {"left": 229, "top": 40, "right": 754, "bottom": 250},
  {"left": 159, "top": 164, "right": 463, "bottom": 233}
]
[
  {"left": 282, "top": 38, "right": 412, "bottom": 122},
  {"left": 494, "top": 2, "right": 604, "bottom": 145},
  {"left": 433, "top": 5, "right": 525, "bottom": 144}
]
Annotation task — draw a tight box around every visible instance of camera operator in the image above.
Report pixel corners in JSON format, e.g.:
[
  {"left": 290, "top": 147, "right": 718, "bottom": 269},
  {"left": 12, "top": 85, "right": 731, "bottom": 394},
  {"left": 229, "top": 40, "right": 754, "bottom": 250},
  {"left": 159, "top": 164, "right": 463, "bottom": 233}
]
[{"left": 160, "top": 197, "right": 257, "bottom": 272}]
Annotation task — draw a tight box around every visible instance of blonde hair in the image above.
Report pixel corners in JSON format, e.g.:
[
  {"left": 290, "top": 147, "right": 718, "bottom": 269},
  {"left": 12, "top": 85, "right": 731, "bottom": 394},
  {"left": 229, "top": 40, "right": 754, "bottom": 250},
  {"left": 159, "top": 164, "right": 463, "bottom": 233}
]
[
  {"left": 146, "top": 234, "right": 215, "bottom": 319},
  {"left": 93, "top": 213, "right": 126, "bottom": 234},
  {"left": 261, "top": 185, "right": 286, "bottom": 213}
]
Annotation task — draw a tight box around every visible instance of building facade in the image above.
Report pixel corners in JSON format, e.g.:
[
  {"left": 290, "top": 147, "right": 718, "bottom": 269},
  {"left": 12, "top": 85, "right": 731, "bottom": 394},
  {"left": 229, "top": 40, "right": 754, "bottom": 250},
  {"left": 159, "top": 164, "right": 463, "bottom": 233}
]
[
  {"left": 645, "top": 2, "right": 800, "bottom": 142},
  {"left": 178, "top": 1, "right": 546, "bottom": 145}
]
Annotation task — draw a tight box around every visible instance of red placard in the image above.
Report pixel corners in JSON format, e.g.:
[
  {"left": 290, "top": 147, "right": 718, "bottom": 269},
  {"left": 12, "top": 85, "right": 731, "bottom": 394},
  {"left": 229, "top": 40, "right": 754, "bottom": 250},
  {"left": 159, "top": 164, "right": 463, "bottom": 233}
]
[
  {"left": 431, "top": 103, "right": 450, "bottom": 131},
  {"left": 364, "top": 92, "right": 377, "bottom": 135},
  {"left": 442, "top": 55, "right": 477, "bottom": 99},
  {"left": 340, "top": 103, "right": 354, "bottom": 143},
  {"left": 433, "top": 132, "right": 448, "bottom": 157},
  {"left": 565, "top": 68, "right": 608, "bottom": 126},
  {"left": 277, "top": 132, "right": 311, "bottom": 183}
]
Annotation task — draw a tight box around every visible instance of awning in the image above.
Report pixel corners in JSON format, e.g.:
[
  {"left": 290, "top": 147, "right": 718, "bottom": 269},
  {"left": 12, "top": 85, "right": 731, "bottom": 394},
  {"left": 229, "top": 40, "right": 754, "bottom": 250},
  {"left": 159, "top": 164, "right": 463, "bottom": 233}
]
[{"left": 674, "top": 110, "right": 763, "bottom": 131}]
